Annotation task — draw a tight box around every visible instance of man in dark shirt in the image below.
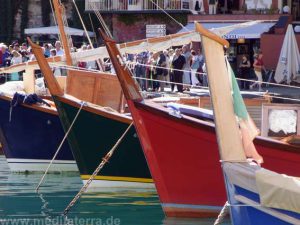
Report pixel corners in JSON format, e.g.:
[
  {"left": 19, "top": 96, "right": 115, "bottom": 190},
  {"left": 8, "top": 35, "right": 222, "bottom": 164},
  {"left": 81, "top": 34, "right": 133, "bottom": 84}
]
[{"left": 171, "top": 48, "right": 186, "bottom": 92}]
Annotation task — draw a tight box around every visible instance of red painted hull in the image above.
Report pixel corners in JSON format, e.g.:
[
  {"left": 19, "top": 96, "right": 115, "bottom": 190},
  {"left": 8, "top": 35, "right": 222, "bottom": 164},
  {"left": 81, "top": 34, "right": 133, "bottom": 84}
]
[{"left": 128, "top": 100, "right": 300, "bottom": 218}]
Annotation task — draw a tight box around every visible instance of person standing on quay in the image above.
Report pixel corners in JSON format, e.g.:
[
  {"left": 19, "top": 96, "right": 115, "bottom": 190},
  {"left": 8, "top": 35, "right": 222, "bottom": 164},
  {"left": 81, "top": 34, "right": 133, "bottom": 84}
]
[
  {"left": 156, "top": 51, "right": 167, "bottom": 92},
  {"left": 238, "top": 55, "right": 251, "bottom": 90},
  {"left": 251, "top": 51, "right": 266, "bottom": 92},
  {"left": 171, "top": 48, "right": 186, "bottom": 92},
  {"left": 182, "top": 45, "right": 192, "bottom": 90},
  {"left": 209, "top": 0, "right": 218, "bottom": 14}
]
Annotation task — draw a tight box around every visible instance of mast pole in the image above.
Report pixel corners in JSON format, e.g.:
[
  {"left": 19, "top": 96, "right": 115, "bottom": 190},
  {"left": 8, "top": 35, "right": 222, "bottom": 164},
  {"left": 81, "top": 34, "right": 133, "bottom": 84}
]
[{"left": 52, "top": 0, "right": 73, "bottom": 66}]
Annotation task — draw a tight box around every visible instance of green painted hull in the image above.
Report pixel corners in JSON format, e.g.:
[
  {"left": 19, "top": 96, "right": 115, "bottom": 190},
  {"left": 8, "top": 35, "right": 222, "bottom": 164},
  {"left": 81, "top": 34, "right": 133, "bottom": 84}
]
[{"left": 54, "top": 97, "right": 152, "bottom": 184}]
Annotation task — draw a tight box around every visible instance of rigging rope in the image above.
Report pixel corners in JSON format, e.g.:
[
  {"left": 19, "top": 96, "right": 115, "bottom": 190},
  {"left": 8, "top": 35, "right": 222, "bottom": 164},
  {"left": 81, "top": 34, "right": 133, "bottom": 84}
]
[
  {"left": 72, "top": 0, "right": 93, "bottom": 47},
  {"left": 89, "top": 2, "right": 112, "bottom": 38},
  {"left": 44, "top": 63, "right": 300, "bottom": 103},
  {"left": 88, "top": 13, "right": 98, "bottom": 44},
  {"left": 35, "top": 101, "right": 86, "bottom": 192},
  {"left": 61, "top": 2, "right": 73, "bottom": 48},
  {"left": 149, "top": 0, "right": 189, "bottom": 32},
  {"left": 72, "top": 0, "right": 103, "bottom": 71},
  {"left": 49, "top": 0, "right": 62, "bottom": 45},
  {"left": 63, "top": 122, "right": 134, "bottom": 216},
  {"left": 119, "top": 61, "right": 300, "bottom": 91},
  {"left": 49, "top": 61, "right": 300, "bottom": 90}
]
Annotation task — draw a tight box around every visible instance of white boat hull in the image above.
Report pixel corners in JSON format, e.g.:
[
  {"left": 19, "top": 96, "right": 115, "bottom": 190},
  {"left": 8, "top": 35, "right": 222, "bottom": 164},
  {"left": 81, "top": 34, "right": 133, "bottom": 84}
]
[{"left": 6, "top": 158, "right": 78, "bottom": 172}]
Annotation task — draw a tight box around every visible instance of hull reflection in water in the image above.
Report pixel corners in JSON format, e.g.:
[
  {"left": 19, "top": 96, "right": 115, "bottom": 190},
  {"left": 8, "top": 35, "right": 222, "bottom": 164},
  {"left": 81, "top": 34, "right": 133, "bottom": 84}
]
[
  {"left": 0, "top": 156, "right": 229, "bottom": 224},
  {"left": 0, "top": 156, "right": 229, "bottom": 225}
]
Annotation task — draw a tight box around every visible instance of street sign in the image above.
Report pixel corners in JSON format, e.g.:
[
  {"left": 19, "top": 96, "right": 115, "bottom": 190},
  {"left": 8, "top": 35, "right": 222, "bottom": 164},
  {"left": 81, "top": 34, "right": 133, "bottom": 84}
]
[{"left": 146, "top": 24, "right": 166, "bottom": 38}]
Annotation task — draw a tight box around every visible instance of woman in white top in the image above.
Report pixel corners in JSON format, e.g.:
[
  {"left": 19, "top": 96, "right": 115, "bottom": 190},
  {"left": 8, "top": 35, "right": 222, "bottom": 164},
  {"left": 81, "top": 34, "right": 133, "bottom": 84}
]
[
  {"left": 11, "top": 50, "right": 22, "bottom": 65},
  {"left": 182, "top": 45, "right": 192, "bottom": 90},
  {"left": 10, "top": 50, "right": 23, "bottom": 81}
]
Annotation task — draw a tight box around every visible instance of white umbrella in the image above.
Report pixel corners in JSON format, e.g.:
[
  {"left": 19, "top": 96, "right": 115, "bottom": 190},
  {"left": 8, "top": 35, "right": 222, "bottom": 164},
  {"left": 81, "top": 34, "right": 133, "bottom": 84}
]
[
  {"left": 25, "top": 26, "right": 95, "bottom": 37},
  {"left": 274, "top": 24, "right": 300, "bottom": 84}
]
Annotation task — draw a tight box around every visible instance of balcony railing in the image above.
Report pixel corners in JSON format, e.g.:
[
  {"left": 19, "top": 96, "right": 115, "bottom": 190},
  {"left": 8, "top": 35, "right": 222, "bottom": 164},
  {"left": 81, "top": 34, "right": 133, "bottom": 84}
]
[{"left": 85, "top": 0, "right": 193, "bottom": 11}]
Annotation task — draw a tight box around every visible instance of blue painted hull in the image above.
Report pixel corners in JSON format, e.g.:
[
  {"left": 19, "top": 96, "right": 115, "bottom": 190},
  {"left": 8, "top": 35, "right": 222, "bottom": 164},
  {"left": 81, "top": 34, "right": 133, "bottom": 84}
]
[
  {"left": 0, "top": 96, "right": 76, "bottom": 172},
  {"left": 225, "top": 173, "right": 300, "bottom": 225}
]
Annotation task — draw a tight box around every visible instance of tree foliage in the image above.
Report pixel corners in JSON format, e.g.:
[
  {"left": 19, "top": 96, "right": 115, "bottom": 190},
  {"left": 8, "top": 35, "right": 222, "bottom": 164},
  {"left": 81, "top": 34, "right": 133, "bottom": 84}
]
[
  {"left": 41, "top": 0, "right": 51, "bottom": 26},
  {"left": 0, "top": 0, "right": 22, "bottom": 43},
  {"left": 20, "top": 0, "right": 29, "bottom": 41}
]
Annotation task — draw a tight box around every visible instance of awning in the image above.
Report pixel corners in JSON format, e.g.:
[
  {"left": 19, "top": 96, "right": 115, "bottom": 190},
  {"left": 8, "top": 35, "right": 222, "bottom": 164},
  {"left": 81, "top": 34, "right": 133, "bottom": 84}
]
[
  {"left": 178, "top": 22, "right": 275, "bottom": 39},
  {"left": 25, "top": 26, "right": 95, "bottom": 37}
]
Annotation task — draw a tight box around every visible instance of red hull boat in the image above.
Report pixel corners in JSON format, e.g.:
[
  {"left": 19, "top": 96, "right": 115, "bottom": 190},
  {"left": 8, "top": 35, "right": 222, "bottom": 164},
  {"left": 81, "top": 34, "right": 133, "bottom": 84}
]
[{"left": 100, "top": 29, "right": 300, "bottom": 218}]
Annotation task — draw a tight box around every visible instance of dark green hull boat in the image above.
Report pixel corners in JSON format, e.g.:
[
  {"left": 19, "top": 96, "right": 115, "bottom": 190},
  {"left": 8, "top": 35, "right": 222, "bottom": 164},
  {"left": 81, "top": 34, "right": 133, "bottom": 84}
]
[
  {"left": 28, "top": 40, "right": 153, "bottom": 189},
  {"left": 54, "top": 95, "right": 153, "bottom": 189}
]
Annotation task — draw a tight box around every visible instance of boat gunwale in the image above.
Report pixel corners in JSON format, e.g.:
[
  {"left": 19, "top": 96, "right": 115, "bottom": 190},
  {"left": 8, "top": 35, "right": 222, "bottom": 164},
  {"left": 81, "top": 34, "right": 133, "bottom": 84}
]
[
  {"left": 0, "top": 95, "right": 57, "bottom": 116},
  {"left": 134, "top": 100, "right": 300, "bottom": 154},
  {"left": 55, "top": 95, "right": 132, "bottom": 124}
]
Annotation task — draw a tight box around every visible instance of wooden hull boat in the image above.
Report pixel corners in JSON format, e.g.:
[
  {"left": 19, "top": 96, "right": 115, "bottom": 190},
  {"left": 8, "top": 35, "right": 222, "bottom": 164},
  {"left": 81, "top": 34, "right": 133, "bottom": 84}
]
[
  {"left": 100, "top": 27, "right": 300, "bottom": 218},
  {"left": 30, "top": 40, "right": 153, "bottom": 189},
  {"left": 0, "top": 94, "right": 76, "bottom": 172},
  {"left": 223, "top": 162, "right": 300, "bottom": 224},
  {"left": 53, "top": 94, "right": 153, "bottom": 189}
]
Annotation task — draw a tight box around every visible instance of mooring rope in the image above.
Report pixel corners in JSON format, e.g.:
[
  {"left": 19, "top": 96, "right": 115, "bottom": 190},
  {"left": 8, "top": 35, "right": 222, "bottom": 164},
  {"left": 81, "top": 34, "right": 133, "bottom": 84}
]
[
  {"left": 35, "top": 101, "right": 86, "bottom": 192},
  {"left": 63, "top": 122, "right": 134, "bottom": 216},
  {"left": 214, "top": 201, "right": 230, "bottom": 225}
]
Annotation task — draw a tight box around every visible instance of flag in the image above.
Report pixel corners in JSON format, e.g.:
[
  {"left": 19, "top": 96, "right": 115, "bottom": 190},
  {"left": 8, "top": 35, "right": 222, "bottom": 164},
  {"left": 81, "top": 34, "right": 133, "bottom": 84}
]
[{"left": 227, "top": 59, "right": 264, "bottom": 164}]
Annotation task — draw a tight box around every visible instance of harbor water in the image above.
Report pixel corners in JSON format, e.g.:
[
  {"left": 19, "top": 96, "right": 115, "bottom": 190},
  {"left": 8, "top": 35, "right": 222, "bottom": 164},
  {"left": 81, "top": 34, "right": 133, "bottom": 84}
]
[{"left": 0, "top": 156, "right": 229, "bottom": 225}]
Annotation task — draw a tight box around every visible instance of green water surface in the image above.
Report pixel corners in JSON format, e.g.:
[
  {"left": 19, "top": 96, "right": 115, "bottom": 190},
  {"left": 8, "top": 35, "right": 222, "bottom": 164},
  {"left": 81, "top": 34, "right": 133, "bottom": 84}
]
[{"left": 0, "top": 156, "right": 228, "bottom": 225}]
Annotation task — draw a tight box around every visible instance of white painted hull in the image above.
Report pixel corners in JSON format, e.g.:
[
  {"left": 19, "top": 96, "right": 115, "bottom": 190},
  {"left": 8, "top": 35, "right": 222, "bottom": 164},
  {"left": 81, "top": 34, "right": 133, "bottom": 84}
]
[
  {"left": 82, "top": 179, "right": 155, "bottom": 191},
  {"left": 6, "top": 158, "right": 78, "bottom": 172}
]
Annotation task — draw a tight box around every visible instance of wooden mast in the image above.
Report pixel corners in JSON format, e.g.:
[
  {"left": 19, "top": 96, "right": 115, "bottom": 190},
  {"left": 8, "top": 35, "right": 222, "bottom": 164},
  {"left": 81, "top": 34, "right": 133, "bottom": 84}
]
[
  {"left": 195, "top": 22, "right": 246, "bottom": 161},
  {"left": 52, "top": 0, "right": 72, "bottom": 66}
]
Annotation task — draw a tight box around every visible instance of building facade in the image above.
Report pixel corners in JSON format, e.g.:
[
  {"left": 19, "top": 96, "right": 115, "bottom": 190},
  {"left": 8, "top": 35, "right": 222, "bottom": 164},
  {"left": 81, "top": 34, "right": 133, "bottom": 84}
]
[
  {"left": 85, "top": 0, "right": 300, "bottom": 20},
  {"left": 86, "top": 0, "right": 300, "bottom": 70}
]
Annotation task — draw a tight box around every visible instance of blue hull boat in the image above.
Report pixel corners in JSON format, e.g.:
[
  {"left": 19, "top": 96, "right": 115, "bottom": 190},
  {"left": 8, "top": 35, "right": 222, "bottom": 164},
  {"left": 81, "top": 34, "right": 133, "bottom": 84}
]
[
  {"left": 224, "top": 163, "right": 300, "bottom": 225},
  {"left": 0, "top": 95, "right": 77, "bottom": 172}
]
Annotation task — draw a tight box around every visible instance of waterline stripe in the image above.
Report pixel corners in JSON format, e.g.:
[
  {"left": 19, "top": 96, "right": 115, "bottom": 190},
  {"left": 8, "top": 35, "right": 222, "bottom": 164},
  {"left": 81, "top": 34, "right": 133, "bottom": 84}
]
[
  {"left": 162, "top": 203, "right": 222, "bottom": 211},
  {"left": 80, "top": 175, "right": 153, "bottom": 183},
  {"left": 7, "top": 159, "right": 75, "bottom": 163}
]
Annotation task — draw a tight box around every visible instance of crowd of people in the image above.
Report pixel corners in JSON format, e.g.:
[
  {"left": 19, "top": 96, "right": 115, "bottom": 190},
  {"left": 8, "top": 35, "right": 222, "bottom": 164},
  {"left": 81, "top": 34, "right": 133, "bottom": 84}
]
[
  {"left": 129, "top": 47, "right": 267, "bottom": 93},
  {"left": 127, "top": 44, "right": 206, "bottom": 92},
  {"left": 0, "top": 41, "right": 66, "bottom": 68},
  {"left": 0, "top": 39, "right": 266, "bottom": 92},
  {"left": 0, "top": 40, "right": 100, "bottom": 79}
]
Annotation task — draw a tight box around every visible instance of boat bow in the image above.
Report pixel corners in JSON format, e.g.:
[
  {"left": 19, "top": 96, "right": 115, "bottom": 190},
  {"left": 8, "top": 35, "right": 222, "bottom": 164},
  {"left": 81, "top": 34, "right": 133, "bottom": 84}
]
[
  {"left": 28, "top": 38, "right": 64, "bottom": 97},
  {"left": 99, "top": 29, "right": 143, "bottom": 102}
]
